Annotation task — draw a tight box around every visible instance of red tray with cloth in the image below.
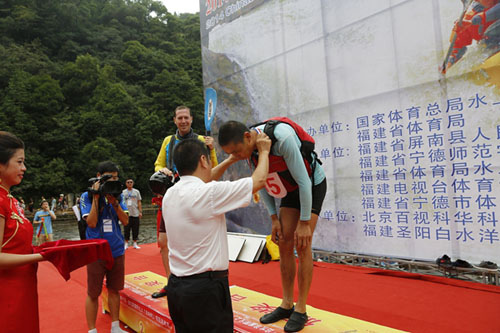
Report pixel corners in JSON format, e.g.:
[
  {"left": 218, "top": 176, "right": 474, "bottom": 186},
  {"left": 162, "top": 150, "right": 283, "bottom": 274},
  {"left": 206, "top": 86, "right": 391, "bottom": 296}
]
[{"left": 33, "top": 239, "right": 113, "bottom": 280}]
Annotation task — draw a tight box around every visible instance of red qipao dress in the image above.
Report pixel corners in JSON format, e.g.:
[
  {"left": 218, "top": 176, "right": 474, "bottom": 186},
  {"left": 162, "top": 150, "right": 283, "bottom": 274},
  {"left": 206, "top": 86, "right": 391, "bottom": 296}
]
[{"left": 0, "top": 186, "right": 39, "bottom": 332}]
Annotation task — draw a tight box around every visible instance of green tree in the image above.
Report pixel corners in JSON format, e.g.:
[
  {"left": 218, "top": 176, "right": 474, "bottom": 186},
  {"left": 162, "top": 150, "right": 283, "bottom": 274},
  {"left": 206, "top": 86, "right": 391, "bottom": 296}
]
[{"left": 0, "top": 0, "right": 204, "bottom": 199}]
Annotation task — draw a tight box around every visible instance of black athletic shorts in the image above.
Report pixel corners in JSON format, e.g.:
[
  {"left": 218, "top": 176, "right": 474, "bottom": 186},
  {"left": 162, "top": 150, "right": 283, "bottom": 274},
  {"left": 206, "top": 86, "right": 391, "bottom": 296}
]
[{"left": 280, "top": 178, "right": 327, "bottom": 216}]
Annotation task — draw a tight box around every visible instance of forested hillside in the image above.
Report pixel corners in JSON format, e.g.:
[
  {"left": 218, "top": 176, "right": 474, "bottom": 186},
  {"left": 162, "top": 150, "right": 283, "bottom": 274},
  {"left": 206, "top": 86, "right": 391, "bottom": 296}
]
[{"left": 0, "top": 0, "right": 203, "bottom": 199}]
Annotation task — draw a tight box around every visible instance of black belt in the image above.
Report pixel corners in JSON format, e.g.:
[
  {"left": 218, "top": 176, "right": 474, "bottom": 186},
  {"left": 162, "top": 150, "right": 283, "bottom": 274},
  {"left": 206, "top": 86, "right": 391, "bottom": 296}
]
[{"left": 173, "top": 270, "right": 228, "bottom": 280}]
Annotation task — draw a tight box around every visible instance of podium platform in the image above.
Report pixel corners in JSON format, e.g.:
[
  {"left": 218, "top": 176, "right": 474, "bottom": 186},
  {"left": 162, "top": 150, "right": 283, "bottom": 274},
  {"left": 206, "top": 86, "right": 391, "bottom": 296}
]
[
  {"left": 102, "top": 271, "right": 173, "bottom": 332},
  {"left": 103, "top": 271, "right": 404, "bottom": 332}
]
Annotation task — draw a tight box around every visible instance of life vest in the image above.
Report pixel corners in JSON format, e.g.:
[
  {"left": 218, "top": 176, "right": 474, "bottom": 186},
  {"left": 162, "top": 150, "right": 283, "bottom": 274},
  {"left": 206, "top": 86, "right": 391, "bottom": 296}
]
[
  {"left": 250, "top": 117, "right": 320, "bottom": 196},
  {"left": 164, "top": 130, "right": 199, "bottom": 172}
]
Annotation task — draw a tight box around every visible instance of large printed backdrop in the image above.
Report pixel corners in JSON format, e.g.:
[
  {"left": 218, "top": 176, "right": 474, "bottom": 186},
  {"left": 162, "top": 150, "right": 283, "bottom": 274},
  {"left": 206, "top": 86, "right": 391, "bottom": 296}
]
[{"left": 200, "top": 0, "right": 500, "bottom": 264}]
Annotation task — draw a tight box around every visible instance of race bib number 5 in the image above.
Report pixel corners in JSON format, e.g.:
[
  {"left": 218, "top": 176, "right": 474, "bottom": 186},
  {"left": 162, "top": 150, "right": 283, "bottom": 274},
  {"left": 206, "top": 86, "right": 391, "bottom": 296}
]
[{"left": 265, "top": 172, "right": 287, "bottom": 198}]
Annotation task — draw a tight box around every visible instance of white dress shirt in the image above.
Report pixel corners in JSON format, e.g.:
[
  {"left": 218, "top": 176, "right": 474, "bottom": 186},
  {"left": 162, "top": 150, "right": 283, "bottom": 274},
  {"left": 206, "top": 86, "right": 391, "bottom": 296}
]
[{"left": 163, "top": 175, "right": 253, "bottom": 277}]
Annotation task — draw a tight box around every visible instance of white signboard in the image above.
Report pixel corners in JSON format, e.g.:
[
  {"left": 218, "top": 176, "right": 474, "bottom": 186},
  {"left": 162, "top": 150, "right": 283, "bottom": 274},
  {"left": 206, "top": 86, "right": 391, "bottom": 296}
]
[{"left": 201, "top": 0, "right": 500, "bottom": 264}]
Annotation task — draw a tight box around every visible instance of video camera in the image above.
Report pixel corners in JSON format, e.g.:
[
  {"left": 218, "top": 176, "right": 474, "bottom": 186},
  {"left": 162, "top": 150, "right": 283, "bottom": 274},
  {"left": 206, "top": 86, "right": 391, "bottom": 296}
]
[
  {"left": 149, "top": 171, "right": 179, "bottom": 196},
  {"left": 88, "top": 174, "right": 123, "bottom": 198}
]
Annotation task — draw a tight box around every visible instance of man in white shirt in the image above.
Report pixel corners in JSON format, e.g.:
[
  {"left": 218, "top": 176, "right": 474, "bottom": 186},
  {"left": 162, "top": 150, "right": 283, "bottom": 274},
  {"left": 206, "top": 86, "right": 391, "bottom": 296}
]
[
  {"left": 163, "top": 134, "right": 271, "bottom": 332},
  {"left": 122, "top": 179, "right": 142, "bottom": 249}
]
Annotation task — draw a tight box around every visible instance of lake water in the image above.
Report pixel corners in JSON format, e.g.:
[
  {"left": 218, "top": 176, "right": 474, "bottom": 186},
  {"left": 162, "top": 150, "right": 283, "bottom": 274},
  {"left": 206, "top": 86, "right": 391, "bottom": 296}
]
[{"left": 31, "top": 208, "right": 159, "bottom": 245}]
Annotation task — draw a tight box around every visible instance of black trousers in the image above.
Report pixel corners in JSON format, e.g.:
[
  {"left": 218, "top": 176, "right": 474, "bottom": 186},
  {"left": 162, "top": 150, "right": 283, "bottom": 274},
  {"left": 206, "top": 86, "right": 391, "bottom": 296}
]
[
  {"left": 124, "top": 216, "right": 140, "bottom": 241},
  {"left": 167, "top": 272, "right": 233, "bottom": 333},
  {"left": 77, "top": 219, "right": 87, "bottom": 240}
]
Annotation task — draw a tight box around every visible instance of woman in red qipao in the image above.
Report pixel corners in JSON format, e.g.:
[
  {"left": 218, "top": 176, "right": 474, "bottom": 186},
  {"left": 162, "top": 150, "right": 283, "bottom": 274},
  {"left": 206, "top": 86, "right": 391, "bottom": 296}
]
[{"left": 0, "top": 132, "right": 45, "bottom": 332}]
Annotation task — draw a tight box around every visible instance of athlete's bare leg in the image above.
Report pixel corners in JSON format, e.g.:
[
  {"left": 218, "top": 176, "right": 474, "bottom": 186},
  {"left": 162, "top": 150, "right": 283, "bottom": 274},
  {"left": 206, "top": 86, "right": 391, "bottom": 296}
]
[
  {"left": 158, "top": 232, "right": 170, "bottom": 277},
  {"left": 278, "top": 207, "right": 318, "bottom": 313},
  {"left": 295, "top": 213, "right": 318, "bottom": 313}
]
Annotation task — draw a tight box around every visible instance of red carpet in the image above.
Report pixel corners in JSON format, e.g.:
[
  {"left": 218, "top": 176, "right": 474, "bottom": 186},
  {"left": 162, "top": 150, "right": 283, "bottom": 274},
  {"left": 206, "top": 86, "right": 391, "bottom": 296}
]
[{"left": 38, "top": 243, "right": 500, "bottom": 332}]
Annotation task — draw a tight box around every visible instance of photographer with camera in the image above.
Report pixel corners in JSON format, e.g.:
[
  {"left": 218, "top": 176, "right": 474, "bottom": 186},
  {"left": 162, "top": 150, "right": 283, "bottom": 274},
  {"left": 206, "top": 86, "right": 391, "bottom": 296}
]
[
  {"left": 79, "top": 161, "right": 128, "bottom": 333},
  {"left": 151, "top": 105, "right": 218, "bottom": 299}
]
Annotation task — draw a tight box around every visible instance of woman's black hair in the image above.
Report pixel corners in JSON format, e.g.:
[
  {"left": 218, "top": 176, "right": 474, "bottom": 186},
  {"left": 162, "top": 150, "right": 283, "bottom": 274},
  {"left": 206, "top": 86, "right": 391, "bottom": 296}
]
[{"left": 0, "top": 131, "right": 25, "bottom": 165}]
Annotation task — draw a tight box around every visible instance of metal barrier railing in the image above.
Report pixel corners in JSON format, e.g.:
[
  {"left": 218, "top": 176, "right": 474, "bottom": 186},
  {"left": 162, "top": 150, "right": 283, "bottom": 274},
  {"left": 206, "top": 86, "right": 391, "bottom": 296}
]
[{"left": 311, "top": 250, "right": 499, "bottom": 286}]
